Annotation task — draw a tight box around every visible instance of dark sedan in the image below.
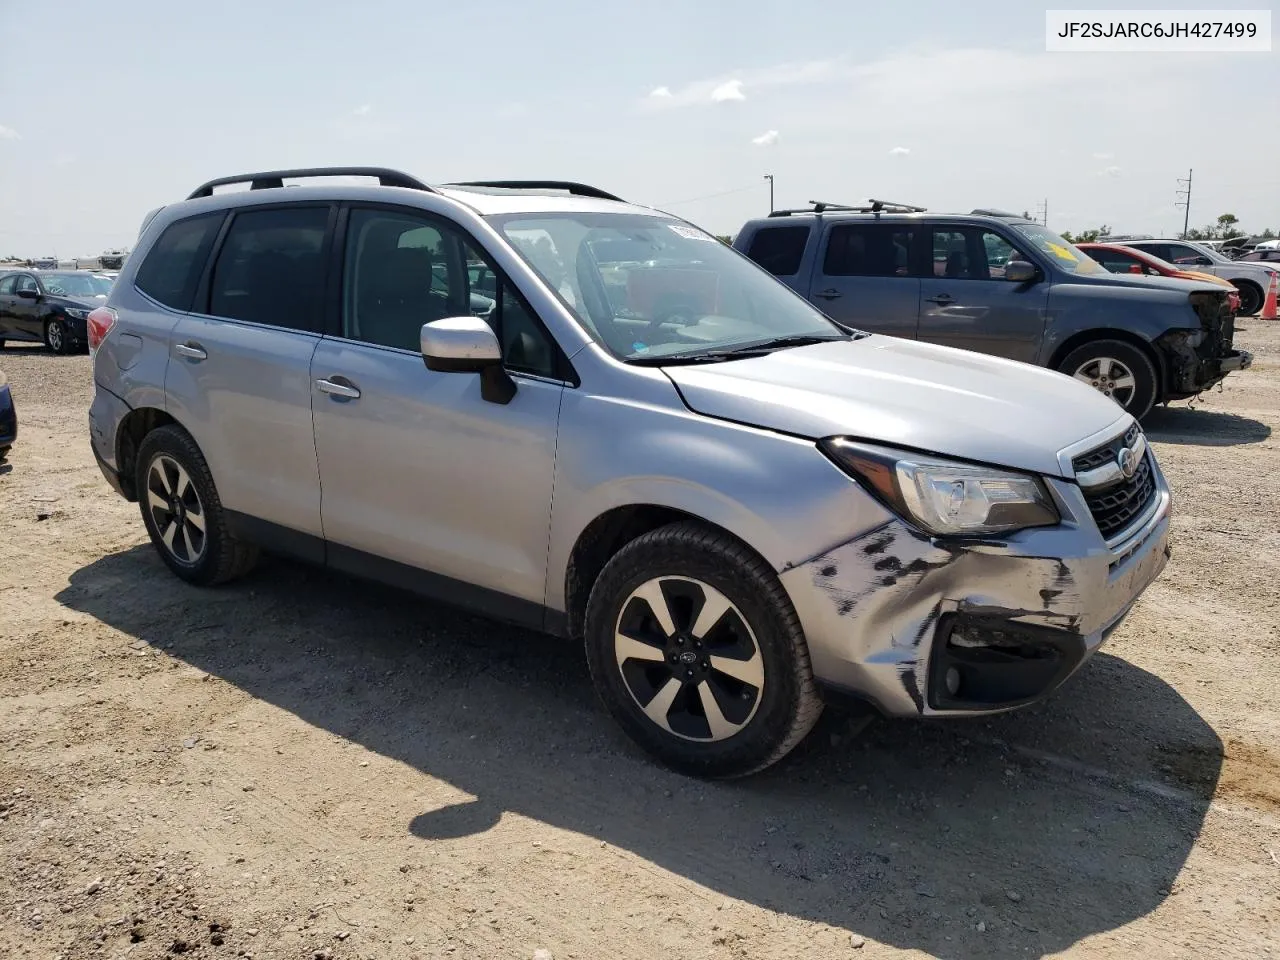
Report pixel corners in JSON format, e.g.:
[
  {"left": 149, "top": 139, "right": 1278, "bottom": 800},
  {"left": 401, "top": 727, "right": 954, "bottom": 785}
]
[
  {"left": 0, "top": 270, "right": 112, "bottom": 354},
  {"left": 0, "top": 367, "right": 15, "bottom": 463}
]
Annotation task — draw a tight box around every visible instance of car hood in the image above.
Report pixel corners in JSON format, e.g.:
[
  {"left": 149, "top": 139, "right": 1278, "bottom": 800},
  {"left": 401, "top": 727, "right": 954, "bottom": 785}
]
[
  {"left": 662, "top": 336, "right": 1130, "bottom": 478},
  {"left": 58, "top": 295, "right": 107, "bottom": 310},
  {"left": 1072, "top": 270, "right": 1223, "bottom": 295}
]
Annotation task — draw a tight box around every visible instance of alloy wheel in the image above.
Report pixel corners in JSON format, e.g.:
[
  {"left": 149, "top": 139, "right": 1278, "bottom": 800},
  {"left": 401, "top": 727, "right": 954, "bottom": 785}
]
[
  {"left": 145, "top": 454, "right": 207, "bottom": 565},
  {"left": 613, "top": 576, "right": 764, "bottom": 742},
  {"left": 47, "top": 322, "right": 64, "bottom": 353},
  {"left": 1073, "top": 356, "right": 1136, "bottom": 407}
]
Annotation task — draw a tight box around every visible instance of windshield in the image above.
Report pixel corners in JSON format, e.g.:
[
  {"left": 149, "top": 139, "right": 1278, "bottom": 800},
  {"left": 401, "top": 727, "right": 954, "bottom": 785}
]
[
  {"left": 489, "top": 212, "right": 844, "bottom": 361},
  {"left": 1186, "top": 241, "right": 1232, "bottom": 264},
  {"left": 1011, "top": 223, "right": 1107, "bottom": 275},
  {"left": 39, "top": 272, "right": 112, "bottom": 297}
]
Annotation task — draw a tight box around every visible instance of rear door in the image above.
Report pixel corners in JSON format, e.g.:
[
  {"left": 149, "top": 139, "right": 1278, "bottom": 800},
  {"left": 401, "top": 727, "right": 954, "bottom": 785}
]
[
  {"left": 163, "top": 204, "right": 332, "bottom": 551},
  {"left": 916, "top": 226, "right": 1049, "bottom": 363},
  {"left": 811, "top": 221, "right": 921, "bottom": 336}
]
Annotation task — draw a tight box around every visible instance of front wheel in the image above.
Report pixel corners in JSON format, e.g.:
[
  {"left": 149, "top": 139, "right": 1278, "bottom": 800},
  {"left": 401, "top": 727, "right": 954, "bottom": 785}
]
[
  {"left": 584, "top": 522, "right": 823, "bottom": 778},
  {"left": 1059, "top": 339, "right": 1159, "bottom": 420},
  {"left": 45, "top": 319, "right": 69, "bottom": 355}
]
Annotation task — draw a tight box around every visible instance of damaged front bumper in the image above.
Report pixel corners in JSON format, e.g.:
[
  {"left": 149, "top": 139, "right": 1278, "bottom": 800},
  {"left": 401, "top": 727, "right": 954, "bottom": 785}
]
[{"left": 781, "top": 464, "right": 1172, "bottom": 718}]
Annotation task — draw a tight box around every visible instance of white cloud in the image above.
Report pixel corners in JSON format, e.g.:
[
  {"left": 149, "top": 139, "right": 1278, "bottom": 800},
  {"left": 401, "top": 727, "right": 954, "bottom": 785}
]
[
  {"left": 751, "top": 130, "right": 780, "bottom": 147},
  {"left": 889, "top": 146, "right": 911, "bottom": 157},
  {"left": 54, "top": 152, "right": 76, "bottom": 167},
  {"left": 649, "top": 86, "right": 672, "bottom": 98},
  {"left": 353, "top": 104, "right": 371, "bottom": 116},
  {"left": 711, "top": 80, "right": 745, "bottom": 103},
  {"left": 1093, "top": 151, "right": 1114, "bottom": 160},
  {"left": 0, "top": 124, "right": 20, "bottom": 141},
  {"left": 1099, "top": 165, "right": 1123, "bottom": 177}
]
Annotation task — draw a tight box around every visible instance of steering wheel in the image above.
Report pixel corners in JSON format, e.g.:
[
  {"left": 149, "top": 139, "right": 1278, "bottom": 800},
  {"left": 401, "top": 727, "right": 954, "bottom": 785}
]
[{"left": 646, "top": 294, "right": 701, "bottom": 336}]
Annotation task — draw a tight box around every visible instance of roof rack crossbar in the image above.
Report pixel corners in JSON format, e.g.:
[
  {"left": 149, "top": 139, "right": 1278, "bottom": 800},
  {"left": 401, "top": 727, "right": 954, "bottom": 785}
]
[
  {"left": 445, "top": 180, "right": 625, "bottom": 202},
  {"left": 767, "top": 197, "right": 927, "bottom": 217},
  {"left": 186, "top": 167, "right": 434, "bottom": 200}
]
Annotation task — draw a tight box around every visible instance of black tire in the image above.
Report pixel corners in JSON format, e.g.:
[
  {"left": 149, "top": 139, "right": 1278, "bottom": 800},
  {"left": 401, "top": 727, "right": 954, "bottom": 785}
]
[
  {"left": 44, "top": 319, "right": 70, "bottom": 355},
  {"left": 584, "top": 521, "right": 823, "bottom": 778},
  {"left": 0, "top": 446, "right": 9, "bottom": 463},
  {"left": 135, "top": 425, "right": 258, "bottom": 586},
  {"left": 1234, "top": 280, "right": 1263, "bottom": 317},
  {"left": 0, "top": 339, "right": 6, "bottom": 351},
  {"left": 1058, "top": 339, "right": 1159, "bottom": 421}
]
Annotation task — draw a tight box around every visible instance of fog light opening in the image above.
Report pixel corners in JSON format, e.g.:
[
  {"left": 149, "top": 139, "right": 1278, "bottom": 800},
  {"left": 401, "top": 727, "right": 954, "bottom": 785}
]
[{"left": 945, "top": 666, "right": 962, "bottom": 697}]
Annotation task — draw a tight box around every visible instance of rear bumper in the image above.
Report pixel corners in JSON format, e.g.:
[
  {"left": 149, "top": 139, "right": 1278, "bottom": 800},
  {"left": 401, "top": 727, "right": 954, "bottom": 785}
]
[{"left": 88, "top": 383, "right": 132, "bottom": 498}]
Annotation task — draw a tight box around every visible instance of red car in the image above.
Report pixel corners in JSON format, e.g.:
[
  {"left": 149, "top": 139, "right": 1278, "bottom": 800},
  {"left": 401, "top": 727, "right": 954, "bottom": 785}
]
[{"left": 1078, "top": 243, "right": 1242, "bottom": 313}]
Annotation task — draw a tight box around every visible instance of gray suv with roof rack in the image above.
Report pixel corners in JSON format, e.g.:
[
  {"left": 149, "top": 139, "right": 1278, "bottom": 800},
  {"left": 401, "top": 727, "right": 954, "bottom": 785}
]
[
  {"left": 89, "top": 168, "right": 1171, "bottom": 778},
  {"left": 735, "top": 201, "right": 1252, "bottom": 420}
]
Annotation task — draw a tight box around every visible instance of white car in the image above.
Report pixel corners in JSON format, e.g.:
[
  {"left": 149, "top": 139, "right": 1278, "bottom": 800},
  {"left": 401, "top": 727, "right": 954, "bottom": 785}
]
[{"left": 1124, "top": 240, "right": 1279, "bottom": 316}]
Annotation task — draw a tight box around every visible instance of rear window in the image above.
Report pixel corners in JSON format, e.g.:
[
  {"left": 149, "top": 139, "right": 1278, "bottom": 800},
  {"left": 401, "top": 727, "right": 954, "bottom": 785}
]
[
  {"left": 208, "top": 206, "right": 330, "bottom": 331},
  {"left": 823, "top": 223, "right": 916, "bottom": 277},
  {"left": 134, "top": 213, "right": 223, "bottom": 311},
  {"left": 744, "top": 225, "right": 809, "bottom": 276}
]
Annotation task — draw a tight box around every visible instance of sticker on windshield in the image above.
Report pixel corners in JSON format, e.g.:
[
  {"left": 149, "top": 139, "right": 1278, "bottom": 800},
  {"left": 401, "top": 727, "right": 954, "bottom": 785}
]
[
  {"left": 668, "top": 224, "right": 716, "bottom": 242},
  {"left": 1045, "top": 241, "right": 1078, "bottom": 263}
]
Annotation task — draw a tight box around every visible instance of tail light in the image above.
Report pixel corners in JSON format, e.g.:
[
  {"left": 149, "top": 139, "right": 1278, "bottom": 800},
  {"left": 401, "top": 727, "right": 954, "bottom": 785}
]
[{"left": 87, "top": 307, "right": 117, "bottom": 353}]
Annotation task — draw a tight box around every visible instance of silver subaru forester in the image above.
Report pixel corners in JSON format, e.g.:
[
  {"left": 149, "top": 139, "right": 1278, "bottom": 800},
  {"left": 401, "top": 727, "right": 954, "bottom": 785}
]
[{"left": 87, "top": 168, "right": 1171, "bottom": 778}]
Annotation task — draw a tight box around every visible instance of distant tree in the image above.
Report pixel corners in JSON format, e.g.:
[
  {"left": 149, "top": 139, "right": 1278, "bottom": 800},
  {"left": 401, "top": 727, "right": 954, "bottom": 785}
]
[
  {"left": 1059, "top": 230, "right": 1076, "bottom": 243},
  {"left": 1261, "top": 228, "right": 1278, "bottom": 240},
  {"left": 1021, "top": 210, "right": 1034, "bottom": 220},
  {"left": 1074, "top": 225, "right": 1111, "bottom": 243},
  {"left": 715, "top": 235, "right": 734, "bottom": 245},
  {"left": 1216, "top": 213, "right": 1241, "bottom": 239},
  {"left": 1187, "top": 226, "right": 1212, "bottom": 240}
]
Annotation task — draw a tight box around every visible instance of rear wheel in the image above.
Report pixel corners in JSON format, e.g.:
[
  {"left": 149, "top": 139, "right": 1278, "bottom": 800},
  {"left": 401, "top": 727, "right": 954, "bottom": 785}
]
[
  {"left": 1059, "top": 339, "right": 1158, "bottom": 420},
  {"left": 584, "top": 522, "right": 823, "bottom": 778},
  {"left": 45, "top": 320, "right": 69, "bottom": 355},
  {"left": 1234, "top": 281, "right": 1263, "bottom": 317},
  {"left": 135, "top": 425, "right": 258, "bottom": 585}
]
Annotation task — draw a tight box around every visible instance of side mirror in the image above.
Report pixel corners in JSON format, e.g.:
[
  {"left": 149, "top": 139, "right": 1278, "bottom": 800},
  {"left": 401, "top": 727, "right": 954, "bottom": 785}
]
[
  {"left": 16, "top": 288, "right": 40, "bottom": 300},
  {"left": 420, "top": 316, "right": 515, "bottom": 405},
  {"left": 1003, "top": 260, "right": 1037, "bottom": 283}
]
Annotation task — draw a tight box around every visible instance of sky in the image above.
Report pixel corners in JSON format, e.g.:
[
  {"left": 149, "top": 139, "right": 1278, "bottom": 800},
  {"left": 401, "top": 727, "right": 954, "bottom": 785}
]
[{"left": 0, "top": 0, "right": 1277, "bottom": 256}]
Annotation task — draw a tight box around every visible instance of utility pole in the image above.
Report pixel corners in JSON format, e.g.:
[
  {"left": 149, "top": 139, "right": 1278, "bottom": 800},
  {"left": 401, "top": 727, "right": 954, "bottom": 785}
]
[
  {"left": 763, "top": 174, "right": 774, "bottom": 213},
  {"left": 1176, "top": 169, "right": 1193, "bottom": 239},
  {"left": 1035, "top": 198, "right": 1048, "bottom": 226}
]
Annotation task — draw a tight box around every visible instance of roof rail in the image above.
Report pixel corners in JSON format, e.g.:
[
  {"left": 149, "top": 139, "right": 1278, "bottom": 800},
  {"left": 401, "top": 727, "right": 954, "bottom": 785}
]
[
  {"left": 445, "top": 180, "right": 625, "bottom": 202},
  {"left": 768, "top": 198, "right": 926, "bottom": 217},
  {"left": 969, "top": 208, "right": 1026, "bottom": 219},
  {"left": 186, "top": 167, "right": 433, "bottom": 200}
]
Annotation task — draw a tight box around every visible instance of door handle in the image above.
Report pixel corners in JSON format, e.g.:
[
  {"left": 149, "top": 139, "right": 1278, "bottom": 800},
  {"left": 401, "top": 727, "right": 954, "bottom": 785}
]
[
  {"left": 315, "top": 377, "right": 361, "bottom": 400},
  {"left": 174, "top": 342, "right": 207, "bottom": 361},
  {"left": 815, "top": 288, "right": 843, "bottom": 300},
  {"left": 925, "top": 294, "right": 955, "bottom": 305}
]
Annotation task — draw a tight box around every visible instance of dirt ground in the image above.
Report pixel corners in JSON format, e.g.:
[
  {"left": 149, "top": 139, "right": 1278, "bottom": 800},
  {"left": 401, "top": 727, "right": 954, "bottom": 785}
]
[{"left": 1, "top": 326, "right": 1279, "bottom": 960}]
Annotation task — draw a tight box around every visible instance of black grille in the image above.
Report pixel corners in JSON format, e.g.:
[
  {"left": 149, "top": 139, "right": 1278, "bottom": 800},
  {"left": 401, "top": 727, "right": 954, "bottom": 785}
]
[
  {"left": 1072, "top": 423, "right": 1141, "bottom": 474},
  {"left": 1074, "top": 425, "right": 1157, "bottom": 539}
]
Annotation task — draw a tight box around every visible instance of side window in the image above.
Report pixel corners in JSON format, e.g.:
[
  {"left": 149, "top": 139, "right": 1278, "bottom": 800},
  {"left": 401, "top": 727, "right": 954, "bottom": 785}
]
[
  {"left": 1164, "top": 243, "right": 1204, "bottom": 264},
  {"left": 930, "top": 228, "right": 1023, "bottom": 280},
  {"left": 932, "top": 229, "right": 974, "bottom": 279},
  {"left": 464, "top": 244, "right": 557, "bottom": 379},
  {"left": 208, "top": 206, "right": 329, "bottom": 331},
  {"left": 1136, "top": 243, "right": 1172, "bottom": 262},
  {"left": 980, "top": 231, "right": 1022, "bottom": 279},
  {"left": 341, "top": 208, "right": 560, "bottom": 379},
  {"left": 823, "top": 224, "right": 915, "bottom": 277},
  {"left": 16, "top": 274, "right": 39, "bottom": 294},
  {"left": 0, "top": 276, "right": 13, "bottom": 295},
  {"left": 745, "top": 226, "right": 809, "bottom": 276},
  {"left": 134, "top": 213, "right": 223, "bottom": 311}
]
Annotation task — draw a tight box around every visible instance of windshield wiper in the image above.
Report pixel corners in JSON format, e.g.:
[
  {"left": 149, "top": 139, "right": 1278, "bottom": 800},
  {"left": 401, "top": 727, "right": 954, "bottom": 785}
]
[{"left": 625, "top": 333, "right": 851, "bottom": 367}]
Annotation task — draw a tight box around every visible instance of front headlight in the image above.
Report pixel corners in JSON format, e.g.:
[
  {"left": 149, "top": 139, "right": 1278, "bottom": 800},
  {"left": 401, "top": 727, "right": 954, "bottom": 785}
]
[
  {"left": 820, "top": 438, "right": 1060, "bottom": 536},
  {"left": 64, "top": 307, "right": 91, "bottom": 320}
]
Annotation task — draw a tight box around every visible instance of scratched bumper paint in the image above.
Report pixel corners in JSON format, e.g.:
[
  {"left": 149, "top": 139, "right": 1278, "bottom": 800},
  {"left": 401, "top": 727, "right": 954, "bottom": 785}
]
[{"left": 780, "top": 471, "right": 1172, "bottom": 718}]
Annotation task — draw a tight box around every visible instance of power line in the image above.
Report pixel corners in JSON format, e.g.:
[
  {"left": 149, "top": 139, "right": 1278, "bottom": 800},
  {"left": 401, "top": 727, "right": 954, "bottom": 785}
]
[{"left": 654, "top": 183, "right": 763, "bottom": 207}]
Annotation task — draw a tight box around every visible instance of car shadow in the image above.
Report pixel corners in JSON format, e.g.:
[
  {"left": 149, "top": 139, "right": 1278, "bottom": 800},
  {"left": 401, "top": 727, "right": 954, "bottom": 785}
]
[
  {"left": 1145, "top": 405, "right": 1271, "bottom": 446},
  {"left": 56, "top": 546, "right": 1221, "bottom": 959}
]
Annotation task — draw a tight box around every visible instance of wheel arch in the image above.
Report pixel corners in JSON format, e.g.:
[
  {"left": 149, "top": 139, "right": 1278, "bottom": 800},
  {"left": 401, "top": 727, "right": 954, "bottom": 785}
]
[
  {"left": 113, "top": 406, "right": 182, "bottom": 500},
  {"left": 1047, "top": 328, "right": 1166, "bottom": 399},
  {"left": 1229, "top": 277, "right": 1264, "bottom": 314},
  {"left": 562, "top": 504, "right": 774, "bottom": 642}
]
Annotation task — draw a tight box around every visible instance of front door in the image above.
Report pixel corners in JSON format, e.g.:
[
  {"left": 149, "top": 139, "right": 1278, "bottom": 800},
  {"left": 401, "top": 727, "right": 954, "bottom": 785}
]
[
  {"left": 812, "top": 221, "right": 921, "bottom": 337},
  {"left": 916, "top": 226, "right": 1050, "bottom": 364},
  {"left": 310, "top": 206, "right": 564, "bottom": 618},
  {"left": 163, "top": 204, "right": 331, "bottom": 548}
]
